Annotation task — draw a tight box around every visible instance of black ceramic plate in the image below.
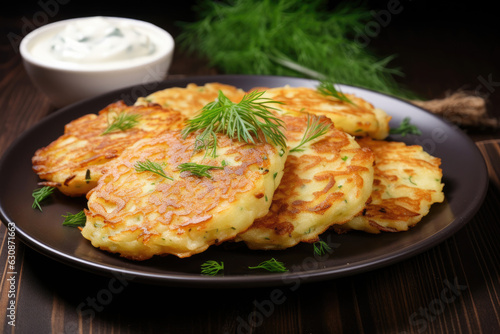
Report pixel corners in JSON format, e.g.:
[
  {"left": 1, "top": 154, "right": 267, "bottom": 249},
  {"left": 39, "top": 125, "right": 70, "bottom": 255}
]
[{"left": 0, "top": 75, "right": 488, "bottom": 288}]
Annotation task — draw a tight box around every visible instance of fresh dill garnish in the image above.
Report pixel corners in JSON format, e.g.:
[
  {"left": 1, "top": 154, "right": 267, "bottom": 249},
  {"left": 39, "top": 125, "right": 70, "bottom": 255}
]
[
  {"left": 32, "top": 186, "right": 55, "bottom": 211},
  {"left": 290, "top": 114, "right": 331, "bottom": 153},
  {"left": 62, "top": 210, "right": 86, "bottom": 227},
  {"left": 313, "top": 239, "right": 333, "bottom": 256},
  {"left": 134, "top": 160, "right": 173, "bottom": 180},
  {"left": 317, "top": 80, "right": 356, "bottom": 105},
  {"left": 182, "top": 90, "right": 287, "bottom": 158},
  {"left": 102, "top": 112, "right": 141, "bottom": 135},
  {"left": 85, "top": 169, "right": 91, "bottom": 184},
  {"left": 248, "top": 258, "right": 288, "bottom": 273},
  {"left": 389, "top": 117, "right": 422, "bottom": 136},
  {"left": 178, "top": 162, "right": 225, "bottom": 178},
  {"left": 201, "top": 260, "right": 224, "bottom": 276},
  {"left": 177, "top": 0, "right": 416, "bottom": 99}
]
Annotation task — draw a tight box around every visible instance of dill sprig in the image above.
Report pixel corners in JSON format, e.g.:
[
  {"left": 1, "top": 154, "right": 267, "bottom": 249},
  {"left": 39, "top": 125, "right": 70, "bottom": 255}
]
[
  {"left": 389, "top": 117, "right": 422, "bottom": 136},
  {"left": 32, "top": 186, "right": 55, "bottom": 211},
  {"left": 134, "top": 160, "right": 174, "bottom": 180},
  {"left": 85, "top": 169, "right": 91, "bottom": 183},
  {"left": 177, "top": 0, "right": 416, "bottom": 99},
  {"left": 102, "top": 112, "right": 141, "bottom": 135},
  {"left": 313, "top": 239, "right": 333, "bottom": 256},
  {"left": 317, "top": 80, "right": 356, "bottom": 105},
  {"left": 62, "top": 210, "right": 86, "bottom": 227},
  {"left": 182, "top": 90, "right": 287, "bottom": 158},
  {"left": 248, "top": 258, "right": 288, "bottom": 273},
  {"left": 178, "top": 162, "right": 224, "bottom": 178},
  {"left": 201, "top": 260, "right": 224, "bottom": 276},
  {"left": 290, "top": 114, "right": 331, "bottom": 153}
]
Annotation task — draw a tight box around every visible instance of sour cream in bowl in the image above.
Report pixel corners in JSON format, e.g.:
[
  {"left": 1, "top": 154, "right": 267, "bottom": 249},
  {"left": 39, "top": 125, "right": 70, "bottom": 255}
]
[{"left": 20, "top": 16, "right": 174, "bottom": 108}]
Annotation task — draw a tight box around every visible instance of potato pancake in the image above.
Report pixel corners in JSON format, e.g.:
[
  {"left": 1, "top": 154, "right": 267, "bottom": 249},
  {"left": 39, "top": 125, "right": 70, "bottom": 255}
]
[
  {"left": 135, "top": 82, "right": 246, "bottom": 118},
  {"left": 333, "top": 137, "right": 445, "bottom": 234},
  {"left": 32, "top": 101, "right": 186, "bottom": 197},
  {"left": 82, "top": 130, "right": 288, "bottom": 260},
  {"left": 251, "top": 86, "right": 391, "bottom": 139},
  {"left": 236, "top": 114, "right": 374, "bottom": 250}
]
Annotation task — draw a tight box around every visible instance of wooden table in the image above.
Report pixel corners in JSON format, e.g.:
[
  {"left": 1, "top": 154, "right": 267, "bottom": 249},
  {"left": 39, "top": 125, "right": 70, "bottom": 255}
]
[{"left": 1, "top": 2, "right": 500, "bottom": 333}]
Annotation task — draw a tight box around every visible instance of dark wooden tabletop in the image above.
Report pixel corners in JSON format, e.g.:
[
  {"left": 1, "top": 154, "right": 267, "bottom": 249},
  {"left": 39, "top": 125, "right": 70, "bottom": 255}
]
[{"left": 1, "top": 1, "right": 500, "bottom": 333}]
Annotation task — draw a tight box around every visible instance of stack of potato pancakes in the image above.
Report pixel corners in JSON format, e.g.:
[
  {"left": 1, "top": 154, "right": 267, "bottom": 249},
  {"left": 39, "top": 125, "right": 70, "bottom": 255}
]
[{"left": 32, "top": 82, "right": 444, "bottom": 260}]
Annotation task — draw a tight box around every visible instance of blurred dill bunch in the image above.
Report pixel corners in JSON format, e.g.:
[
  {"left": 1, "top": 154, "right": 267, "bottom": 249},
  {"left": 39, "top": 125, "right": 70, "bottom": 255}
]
[{"left": 176, "top": 0, "right": 415, "bottom": 98}]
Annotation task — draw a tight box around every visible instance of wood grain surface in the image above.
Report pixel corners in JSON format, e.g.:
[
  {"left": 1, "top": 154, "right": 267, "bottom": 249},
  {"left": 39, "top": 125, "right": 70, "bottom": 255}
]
[
  {"left": 1, "top": 1, "right": 500, "bottom": 333},
  {"left": 477, "top": 140, "right": 500, "bottom": 191}
]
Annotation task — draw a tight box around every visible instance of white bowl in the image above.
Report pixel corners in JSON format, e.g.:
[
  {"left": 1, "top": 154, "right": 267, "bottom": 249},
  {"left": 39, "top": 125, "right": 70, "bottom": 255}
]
[{"left": 20, "top": 16, "right": 175, "bottom": 108}]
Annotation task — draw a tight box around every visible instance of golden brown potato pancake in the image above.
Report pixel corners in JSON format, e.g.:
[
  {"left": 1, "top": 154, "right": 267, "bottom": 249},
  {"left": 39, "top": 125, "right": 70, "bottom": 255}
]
[
  {"left": 333, "top": 137, "right": 445, "bottom": 234},
  {"left": 236, "top": 114, "right": 374, "bottom": 250},
  {"left": 251, "top": 86, "right": 391, "bottom": 139},
  {"left": 82, "top": 130, "right": 288, "bottom": 260},
  {"left": 135, "top": 82, "right": 246, "bottom": 118},
  {"left": 32, "top": 101, "right": 186, "bottom": 196}
]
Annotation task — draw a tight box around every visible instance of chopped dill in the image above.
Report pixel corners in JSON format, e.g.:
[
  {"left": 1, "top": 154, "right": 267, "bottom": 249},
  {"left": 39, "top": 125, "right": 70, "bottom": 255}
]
[
  {"left": 85, "top": 169, "right": 91, "bottom": 184},
  {"left": 201, "top": 260, "right": 224, "bottom": 276},
  {"left": 313, "top": 239, "right": 333, "bottom": 256},
  {"left": 290, "top": 114, "right": 331, "bottom": 153},
  {"left": 32, "top": 186, "right": 55, "bottom": 211},
  {"left": 317, "top": 80, "right": 356, "bottom": 105},
  {"left": 248, "top": 258, "right": 288, "bottom": 273},
  {"left": 62, "top": 210, "right": 86, "bottom": 227},
  {"left": 134, "top": 160, "right": 173, "bottom": 180},
  {"left": 178, "top": 162, "right": 224, "bottom": 178},
  {"left": 390, "top": 117, "right": 422, "bottom": 136},
  {"left": 102, "top": 112, "right": 141, "bottom": 135}
]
